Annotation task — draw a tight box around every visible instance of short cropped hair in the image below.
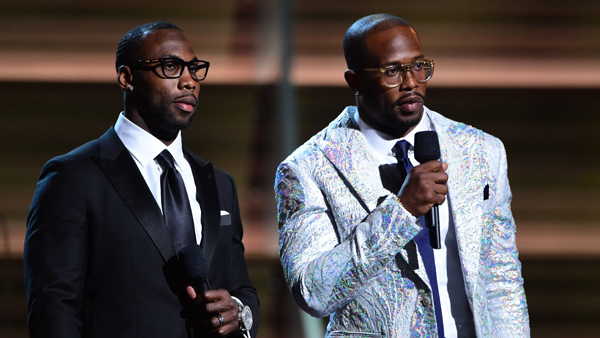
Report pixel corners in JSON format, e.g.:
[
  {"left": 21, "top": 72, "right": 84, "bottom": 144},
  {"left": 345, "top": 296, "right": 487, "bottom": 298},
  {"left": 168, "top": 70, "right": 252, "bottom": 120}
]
[
  {"left": 115, "top": 22, "right": 182, "bottom": 71},
  {"left": 343, "top": 14, "right": 414, "bottom": 69}
]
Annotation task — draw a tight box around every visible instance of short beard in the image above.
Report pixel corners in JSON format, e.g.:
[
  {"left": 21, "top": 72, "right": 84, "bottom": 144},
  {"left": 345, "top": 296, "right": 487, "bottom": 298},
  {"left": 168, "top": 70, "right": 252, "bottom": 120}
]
[
  {"left": 394, "top": 111, "right": 421, "bottom": 130},
  {"left": 372, "top": 108, "right": 422, "bottom": 138},
  {"left": 151, "top": 111, "right": 195, "bottom": 142},
  {"left": 138, "top": 100, "right": 196, "bottom": 142}
]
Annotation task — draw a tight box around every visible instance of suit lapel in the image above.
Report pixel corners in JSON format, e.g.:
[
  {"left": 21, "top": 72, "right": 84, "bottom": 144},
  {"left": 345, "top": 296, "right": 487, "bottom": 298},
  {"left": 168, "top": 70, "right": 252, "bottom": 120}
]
[
  {"left": 185, "top": 150, "right": 220, "bottom": 267},
  {"left": 90, "top": 128, "right": 176, "bottom": 262},
  {"left": 318, "top": 113, "right": 387, "bottom": 214}
]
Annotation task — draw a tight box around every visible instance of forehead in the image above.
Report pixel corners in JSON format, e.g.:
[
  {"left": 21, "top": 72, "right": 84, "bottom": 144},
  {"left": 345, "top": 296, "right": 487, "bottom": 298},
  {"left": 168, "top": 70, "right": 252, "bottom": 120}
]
[
  {"left": 137, "top": 29, "right": 196, "bottom": 60},
  {"left": 364, "top": 25, "right": 423, "bottom": 66}
]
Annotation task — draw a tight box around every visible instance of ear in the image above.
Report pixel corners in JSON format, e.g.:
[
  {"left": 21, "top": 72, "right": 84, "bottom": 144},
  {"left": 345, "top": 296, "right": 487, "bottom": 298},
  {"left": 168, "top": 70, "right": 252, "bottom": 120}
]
[
  {"left": 117, "top": 65, "right": 133, "bottom": 91},
  {"left": 344, "top": 69, "right": 359, "bottom": 94}
]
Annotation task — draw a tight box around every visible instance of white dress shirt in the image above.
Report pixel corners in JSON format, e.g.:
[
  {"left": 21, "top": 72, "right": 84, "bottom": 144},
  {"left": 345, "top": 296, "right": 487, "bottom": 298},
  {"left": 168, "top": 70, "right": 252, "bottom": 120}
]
[
  {"left": 114, "top": 112, "right": 203, "bottom": 245},
  {"left": 356, "top": 108, "right": 474, "bottom": 338}
]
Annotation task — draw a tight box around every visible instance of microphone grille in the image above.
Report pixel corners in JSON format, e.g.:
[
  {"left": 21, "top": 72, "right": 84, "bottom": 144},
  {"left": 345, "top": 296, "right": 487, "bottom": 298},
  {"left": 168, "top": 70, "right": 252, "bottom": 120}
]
[
  {"left": 178, "top": 244, "right": 208, "bottom": 280},
  {"left": 414, "top": 131, "right": 440, "bottom": 163}
]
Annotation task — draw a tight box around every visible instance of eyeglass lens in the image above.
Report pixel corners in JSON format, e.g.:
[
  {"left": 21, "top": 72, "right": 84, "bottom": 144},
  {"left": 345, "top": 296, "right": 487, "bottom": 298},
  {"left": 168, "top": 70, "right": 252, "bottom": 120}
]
[
  {"left": 161, "top": 59, "right": 207, "bottom": 81},
  {"left": 382, "top": 61, "right": 433, "bottom": 86}
]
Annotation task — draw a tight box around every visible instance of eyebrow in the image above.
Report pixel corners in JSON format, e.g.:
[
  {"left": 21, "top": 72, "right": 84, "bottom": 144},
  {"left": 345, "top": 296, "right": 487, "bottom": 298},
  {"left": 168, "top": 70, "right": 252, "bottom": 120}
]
[
  {"left": 163, "top": 54, "right": 199, "bottom": 62},
  {"left": 381, "top": 54, "right": 425, "bottom": 67}
]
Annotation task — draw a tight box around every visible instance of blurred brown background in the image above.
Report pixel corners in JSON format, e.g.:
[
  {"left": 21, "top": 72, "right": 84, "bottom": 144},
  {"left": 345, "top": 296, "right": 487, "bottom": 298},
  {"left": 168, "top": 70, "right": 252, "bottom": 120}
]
[{"left": 1, "top": 0, "right": 599, "bottom": 337}]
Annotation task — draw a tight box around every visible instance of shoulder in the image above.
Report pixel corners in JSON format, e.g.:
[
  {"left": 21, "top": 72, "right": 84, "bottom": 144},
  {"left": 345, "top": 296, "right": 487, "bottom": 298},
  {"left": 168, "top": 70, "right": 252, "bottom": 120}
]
[
  {"left": 426, "top": 107, "right": 504, "bottom": 150},
  {"left": 281, "top": 107, "right": 358, "bottom": 165},
  {"left": 41, "top": 136, "right": 104, "bottom": 175},
  {"left": 38, "top": 127, "right": 125, "bottom": 187},
  {"left": 47, "top": 127, "right": 121, "bottom": 162},
  {"left": 184, "top": 149, "right": 236, "bottom": 188}
]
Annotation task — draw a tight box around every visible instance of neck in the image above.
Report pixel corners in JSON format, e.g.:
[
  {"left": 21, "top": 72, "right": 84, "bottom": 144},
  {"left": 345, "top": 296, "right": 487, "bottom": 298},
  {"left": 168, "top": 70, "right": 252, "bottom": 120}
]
[{"left": 123, "top": 109, "right": 178, "bottom": 146}]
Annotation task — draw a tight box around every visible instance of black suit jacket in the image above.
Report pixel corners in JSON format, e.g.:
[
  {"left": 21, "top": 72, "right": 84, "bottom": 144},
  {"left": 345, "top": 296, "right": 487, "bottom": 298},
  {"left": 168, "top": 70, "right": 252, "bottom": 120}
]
[{"left": 24, "top": 127, "right": 259, "bottom": 338}]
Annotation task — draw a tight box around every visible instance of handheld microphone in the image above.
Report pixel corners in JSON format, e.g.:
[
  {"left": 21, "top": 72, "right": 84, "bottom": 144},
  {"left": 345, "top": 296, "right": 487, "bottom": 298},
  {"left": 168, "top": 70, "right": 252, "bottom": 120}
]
[
  {"left": 178, "top": 244, "right": 211, "bottom": 292},
  {"left": 414, "top": 131, "right": 442, "bottom": 249}
]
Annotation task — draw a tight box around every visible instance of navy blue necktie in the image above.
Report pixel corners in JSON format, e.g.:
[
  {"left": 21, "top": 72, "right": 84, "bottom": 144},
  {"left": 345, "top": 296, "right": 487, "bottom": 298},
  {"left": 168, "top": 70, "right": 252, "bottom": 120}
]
[
  {"left": 386, "top": 140, "right": 445, "bottom": 338},
  {"left": 155, "top": 150, "right": 197, "bottom": 253}
]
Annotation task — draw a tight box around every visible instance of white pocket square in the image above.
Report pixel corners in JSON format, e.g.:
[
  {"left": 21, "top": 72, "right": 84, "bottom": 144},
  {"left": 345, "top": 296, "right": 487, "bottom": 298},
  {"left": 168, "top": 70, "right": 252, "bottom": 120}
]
[{"left": 220, "top": 210, "right": 231, "bottom": 225}]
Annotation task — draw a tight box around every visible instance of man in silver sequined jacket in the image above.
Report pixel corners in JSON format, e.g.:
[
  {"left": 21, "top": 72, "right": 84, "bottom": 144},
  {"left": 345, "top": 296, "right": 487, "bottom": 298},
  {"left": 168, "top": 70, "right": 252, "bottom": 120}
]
[{"left": 274, "top": 14, "right": 529, "bottom": 338}]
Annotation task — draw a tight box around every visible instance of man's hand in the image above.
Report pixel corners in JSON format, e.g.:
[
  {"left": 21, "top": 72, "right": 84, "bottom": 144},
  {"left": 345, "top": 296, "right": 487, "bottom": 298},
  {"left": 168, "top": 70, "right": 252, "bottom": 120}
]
[
  {"left": 399, "top": 160, "right": 448, "bottom": 217},
  {"left": 187, "top": 286, "right": 239, "bottom": 337}
]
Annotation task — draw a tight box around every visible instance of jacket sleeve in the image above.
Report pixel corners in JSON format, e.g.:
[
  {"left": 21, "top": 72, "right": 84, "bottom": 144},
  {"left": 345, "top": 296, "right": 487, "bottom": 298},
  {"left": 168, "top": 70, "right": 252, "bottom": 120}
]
[
  {"left": 222, "top": 173, "right": 260, "bottom": 338},
  {"left": 274, "top": 151, "right": 421, "bottom": 317},
  {"left": 24, "top": 158, "right": 88, "bottom": 338},
  {"left": 483, "top": 139, "right": 530, "bottom": 337}
]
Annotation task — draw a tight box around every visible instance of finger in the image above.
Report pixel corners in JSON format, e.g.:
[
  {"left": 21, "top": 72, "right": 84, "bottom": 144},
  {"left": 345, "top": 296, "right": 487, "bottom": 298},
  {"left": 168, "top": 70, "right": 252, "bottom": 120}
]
[
  {"left": 195, "top": 290, "right": 221, "bottom": 316},
  {"left": 418, "top": 160, "right": 445, "bottom": 172},
  {"left": 434, "top": 183, "right": 448, "bottom": 195},
  {"left": 433, "top": 194, "right": 446, "bottom": 206},
  {"left": 209, "top": 323, "right": 238, "bottom": 337},
  {"left": 430, "top": 172, "right": 448, "bottom": 185},
  {"left": 186, "top": 285, "right": 197, "bottom": 300},
  {"left": 429, "top": 162, "right": 444, "bottom": 173},
  {"left": 205, "top": 312, "right": 238, "bottom": 335},
  {"left": 202, "top": 289, "right": 228, "bottom": 302},
  {"left": 213, "top": 313, "right": 226, "bottom": 328},
  {"left": 413, "top": 171, "right": 447, "bottom": 186},
  {"left": 205, "top": 297, "right": 236, "bottom": 315}
]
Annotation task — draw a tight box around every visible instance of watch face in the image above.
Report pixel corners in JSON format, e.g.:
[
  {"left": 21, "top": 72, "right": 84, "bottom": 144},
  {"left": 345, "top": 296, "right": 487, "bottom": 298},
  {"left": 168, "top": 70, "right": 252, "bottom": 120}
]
[{"left": 241, "top": 306, "right": 253, "bottom": 330}]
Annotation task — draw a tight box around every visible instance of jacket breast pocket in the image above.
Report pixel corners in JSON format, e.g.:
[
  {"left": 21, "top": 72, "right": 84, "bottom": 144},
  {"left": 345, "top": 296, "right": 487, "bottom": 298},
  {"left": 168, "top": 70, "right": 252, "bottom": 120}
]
[
  {"left": 220, "top": 210, "right": 231, "bottom": 226},
  {"left": 483, "top": 183, "right": 490, "bottom": 201}
]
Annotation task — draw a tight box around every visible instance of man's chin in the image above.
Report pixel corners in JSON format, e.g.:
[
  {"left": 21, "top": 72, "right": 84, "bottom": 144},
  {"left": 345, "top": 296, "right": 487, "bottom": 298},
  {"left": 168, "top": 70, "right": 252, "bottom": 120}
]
[
  {"left": 395, "top": 107, "right": 423, "bottom": 127},
  {"left": 172, "top": 110, "right": 196, "bottom": 130}
]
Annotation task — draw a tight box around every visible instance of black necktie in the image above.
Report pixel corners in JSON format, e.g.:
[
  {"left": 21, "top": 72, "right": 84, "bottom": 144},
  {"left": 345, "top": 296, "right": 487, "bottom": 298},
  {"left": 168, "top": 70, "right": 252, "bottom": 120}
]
[
  {"left": 380, "top": 140, "right": 445, "bottom": 338},
  {"left": 155, "top": 150, "right": 197, "bottom": 253}
]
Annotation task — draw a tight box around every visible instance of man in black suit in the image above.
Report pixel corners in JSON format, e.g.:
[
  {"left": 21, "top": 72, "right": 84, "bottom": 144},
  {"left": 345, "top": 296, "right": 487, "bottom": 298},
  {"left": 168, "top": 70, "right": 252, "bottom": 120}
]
[{"left": 24, "top": 22, "right": 258, "bottom": 338}]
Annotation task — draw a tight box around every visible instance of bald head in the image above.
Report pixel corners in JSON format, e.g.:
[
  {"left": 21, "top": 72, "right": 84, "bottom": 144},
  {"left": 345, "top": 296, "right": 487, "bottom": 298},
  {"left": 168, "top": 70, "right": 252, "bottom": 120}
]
[{"left": 343, "top": 14, "right": 416, "bottom": 69}]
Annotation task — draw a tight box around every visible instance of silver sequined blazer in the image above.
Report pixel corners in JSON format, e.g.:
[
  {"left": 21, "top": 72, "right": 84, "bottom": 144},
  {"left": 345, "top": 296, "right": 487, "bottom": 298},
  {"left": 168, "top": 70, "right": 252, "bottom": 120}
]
[{"left": 275, "top": 106, "right": 529, "bottom": 337}]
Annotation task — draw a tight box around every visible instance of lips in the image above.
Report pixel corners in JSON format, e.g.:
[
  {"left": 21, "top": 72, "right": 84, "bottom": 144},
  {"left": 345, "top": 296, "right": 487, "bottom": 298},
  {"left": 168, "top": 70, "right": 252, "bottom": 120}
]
[
  {"left": 174, "top": 95, "right": 197, "bottom": 112},
  {"left": 396, "top": 94, "right": 423, "bottom": 113}
]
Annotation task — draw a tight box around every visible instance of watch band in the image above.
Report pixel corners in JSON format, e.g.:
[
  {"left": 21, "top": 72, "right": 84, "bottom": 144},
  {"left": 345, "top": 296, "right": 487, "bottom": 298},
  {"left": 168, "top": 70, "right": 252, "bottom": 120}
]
[{"left": 231, "top": 296, "right": 253, "bottom": 338}]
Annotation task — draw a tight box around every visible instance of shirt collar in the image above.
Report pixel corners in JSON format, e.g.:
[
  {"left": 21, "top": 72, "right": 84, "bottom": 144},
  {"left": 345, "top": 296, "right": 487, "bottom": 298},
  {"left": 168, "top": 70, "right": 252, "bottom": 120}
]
[
  {"left": 114, "top": 112, "right": 185, "bottom": 168},
  {"left": 355, "top": 106, "right": 431, "bottom": 162}
]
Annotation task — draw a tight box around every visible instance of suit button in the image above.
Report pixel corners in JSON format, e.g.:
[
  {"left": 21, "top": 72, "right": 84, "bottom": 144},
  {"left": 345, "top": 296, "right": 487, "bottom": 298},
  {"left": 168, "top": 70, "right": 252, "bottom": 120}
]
[{"left": 422, "top": 294, "right": 432, "bottom": 308}]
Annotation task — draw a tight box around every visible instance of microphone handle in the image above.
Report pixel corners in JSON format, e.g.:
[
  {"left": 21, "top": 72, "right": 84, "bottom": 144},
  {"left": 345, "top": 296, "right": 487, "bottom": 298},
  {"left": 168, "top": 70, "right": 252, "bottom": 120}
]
[
  {"left": 426, "top": 206, "right": 441, "bottom": 249},
  {"left": 192, "top": 277, "right": 211, "bottom": 292}
]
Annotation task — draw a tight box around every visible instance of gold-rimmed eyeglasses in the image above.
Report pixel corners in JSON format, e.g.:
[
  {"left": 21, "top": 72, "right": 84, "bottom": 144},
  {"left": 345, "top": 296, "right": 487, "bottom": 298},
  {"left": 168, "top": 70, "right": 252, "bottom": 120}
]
[
  {"left": 357, "top": 59, "right": 434, "bottom": 87},
  {"left": 132, "top": 57, "right": 210, "bottom": 82}
]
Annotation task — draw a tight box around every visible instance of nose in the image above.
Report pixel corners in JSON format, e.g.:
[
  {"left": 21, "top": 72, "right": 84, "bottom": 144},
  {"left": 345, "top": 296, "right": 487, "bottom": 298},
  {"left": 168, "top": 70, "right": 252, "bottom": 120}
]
[
  {"left": 400, "top": 69, "right": 418, "bottom": 91},
  {"left": 179, "top": 65, "right": 198, "bottom": 91}
]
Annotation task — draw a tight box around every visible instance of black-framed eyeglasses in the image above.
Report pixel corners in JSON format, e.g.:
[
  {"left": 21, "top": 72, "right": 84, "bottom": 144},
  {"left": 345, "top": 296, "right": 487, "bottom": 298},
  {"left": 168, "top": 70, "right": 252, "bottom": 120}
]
[
  {"left": 132, "top": 57, "right": 210, "bottom": 82},
  {"left": 357, "top": 59, "right": 434, "bottom": 87}
]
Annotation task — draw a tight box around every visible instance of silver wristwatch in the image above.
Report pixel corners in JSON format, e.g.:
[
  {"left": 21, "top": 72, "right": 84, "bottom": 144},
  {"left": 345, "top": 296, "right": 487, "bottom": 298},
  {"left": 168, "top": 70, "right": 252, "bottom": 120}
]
[{"left": 231, "top": 296, "right": 253, "bottom": 338}]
